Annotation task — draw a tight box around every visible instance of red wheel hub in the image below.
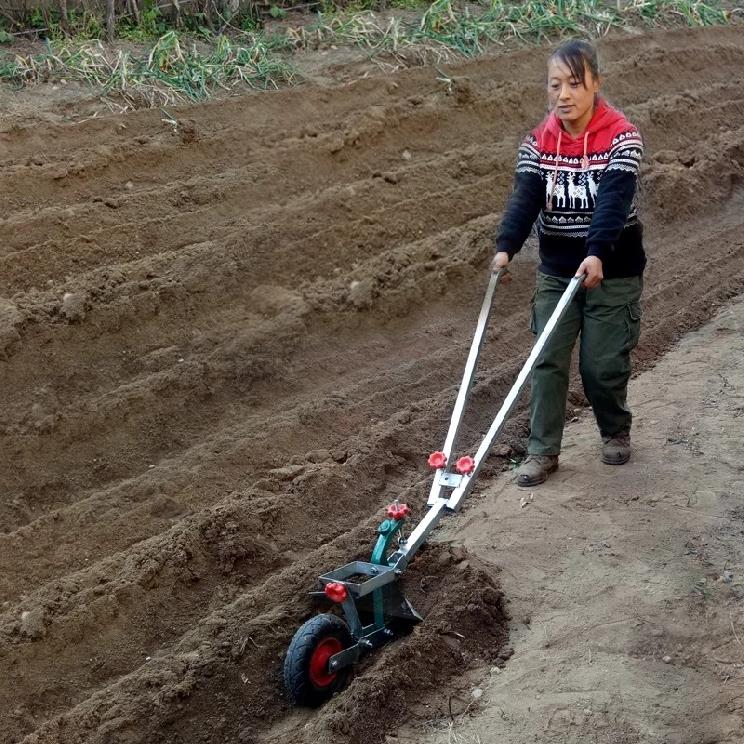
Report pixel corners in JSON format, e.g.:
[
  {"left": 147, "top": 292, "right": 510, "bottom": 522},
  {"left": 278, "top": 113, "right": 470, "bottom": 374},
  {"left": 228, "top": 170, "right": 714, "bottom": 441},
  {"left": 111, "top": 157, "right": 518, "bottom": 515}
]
[{"left": 308, "top": 637, "right": 343, "bottom": 688}]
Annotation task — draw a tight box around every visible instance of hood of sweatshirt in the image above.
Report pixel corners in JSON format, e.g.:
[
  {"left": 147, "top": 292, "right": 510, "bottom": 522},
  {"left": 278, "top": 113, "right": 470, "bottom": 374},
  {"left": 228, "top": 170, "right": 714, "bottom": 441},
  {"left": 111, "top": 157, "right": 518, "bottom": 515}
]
[{"left": 535, "top": 98, "right": 631, "bottom": 156}]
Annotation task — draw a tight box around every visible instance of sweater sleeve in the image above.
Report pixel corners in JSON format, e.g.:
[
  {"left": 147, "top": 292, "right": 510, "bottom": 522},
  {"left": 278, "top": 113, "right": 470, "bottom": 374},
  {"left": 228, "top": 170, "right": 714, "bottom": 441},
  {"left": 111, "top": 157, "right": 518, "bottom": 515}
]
[
  {"left": 494, "top": 135, "right": 544, "bottom": 258},
  {"left": 585, "top": 131, "right": 643, "bottom": 262}
]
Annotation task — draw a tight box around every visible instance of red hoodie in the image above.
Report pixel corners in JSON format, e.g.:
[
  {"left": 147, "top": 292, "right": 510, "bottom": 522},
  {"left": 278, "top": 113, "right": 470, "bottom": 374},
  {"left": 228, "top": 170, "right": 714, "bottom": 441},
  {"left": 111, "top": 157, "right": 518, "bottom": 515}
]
[
  {"left": 536, "top": 98, "right": 637, "bottom": 169},
  {"left": 496, "top": 98, "right": 646, "bottom": 279}
]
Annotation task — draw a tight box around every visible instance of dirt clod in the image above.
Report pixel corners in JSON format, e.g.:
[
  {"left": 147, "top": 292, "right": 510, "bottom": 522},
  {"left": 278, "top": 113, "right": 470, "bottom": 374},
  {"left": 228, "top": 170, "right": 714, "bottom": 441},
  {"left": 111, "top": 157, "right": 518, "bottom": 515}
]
[
  {"left": 61, "top": 291, "right": 87, "bottom": 322},
  {"left": 19, "top": 609, "right": 46, "bottom": 640}
]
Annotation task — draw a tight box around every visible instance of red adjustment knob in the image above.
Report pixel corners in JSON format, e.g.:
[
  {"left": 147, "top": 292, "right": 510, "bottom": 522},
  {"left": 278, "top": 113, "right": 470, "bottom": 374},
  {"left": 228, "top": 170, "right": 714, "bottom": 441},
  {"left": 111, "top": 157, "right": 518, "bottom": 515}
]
[
  {"left": 324, "top": 582, "right": 348, "bottom": 603},
  {"left": 386, "top": 503, "right": 411, "bottom": 520},
  {"left": 428, "top": 451, "right": 447, "bottom": 469},
  {"left": 455, "top": 456, "right": 475, "bottom": 475}
]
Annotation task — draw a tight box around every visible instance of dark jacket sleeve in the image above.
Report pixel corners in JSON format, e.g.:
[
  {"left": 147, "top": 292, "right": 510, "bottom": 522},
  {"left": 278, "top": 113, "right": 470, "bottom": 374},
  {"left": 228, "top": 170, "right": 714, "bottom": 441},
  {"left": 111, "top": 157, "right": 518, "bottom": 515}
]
[
  {"left": 586, "top": 134, "right": 643, "bottom": 262},
  {"left": 494, "top": 137, "right": 544, "bottom": 258}
]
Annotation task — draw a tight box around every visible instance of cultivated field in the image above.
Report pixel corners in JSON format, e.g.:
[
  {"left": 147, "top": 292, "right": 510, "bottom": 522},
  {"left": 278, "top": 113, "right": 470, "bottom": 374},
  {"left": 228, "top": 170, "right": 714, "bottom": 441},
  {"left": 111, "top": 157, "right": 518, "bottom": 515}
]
[{"left": 1, "top": 23, "right": 744, "bottom": 744}]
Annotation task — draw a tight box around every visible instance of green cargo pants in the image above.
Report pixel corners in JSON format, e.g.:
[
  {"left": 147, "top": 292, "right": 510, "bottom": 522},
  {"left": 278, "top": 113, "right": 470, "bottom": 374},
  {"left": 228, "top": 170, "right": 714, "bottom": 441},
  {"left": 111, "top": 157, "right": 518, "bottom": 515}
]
[{"left": 528, "top": 272, "right": 643, "bottom": 456}]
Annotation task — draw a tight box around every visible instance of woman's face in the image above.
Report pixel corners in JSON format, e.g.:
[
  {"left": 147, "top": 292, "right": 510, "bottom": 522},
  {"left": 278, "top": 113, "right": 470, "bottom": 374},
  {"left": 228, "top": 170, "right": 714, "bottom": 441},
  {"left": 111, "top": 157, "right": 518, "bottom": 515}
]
[{"left": 547, "top": 57, "right": 599, "bottom": 128}]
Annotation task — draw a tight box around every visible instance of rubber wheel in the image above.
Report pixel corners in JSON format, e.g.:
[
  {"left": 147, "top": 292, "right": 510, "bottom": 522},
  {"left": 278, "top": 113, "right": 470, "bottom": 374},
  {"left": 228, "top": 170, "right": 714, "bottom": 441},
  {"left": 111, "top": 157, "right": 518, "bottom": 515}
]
[{"left": 283, "top": 614, "right": 353, "bottom": 707}]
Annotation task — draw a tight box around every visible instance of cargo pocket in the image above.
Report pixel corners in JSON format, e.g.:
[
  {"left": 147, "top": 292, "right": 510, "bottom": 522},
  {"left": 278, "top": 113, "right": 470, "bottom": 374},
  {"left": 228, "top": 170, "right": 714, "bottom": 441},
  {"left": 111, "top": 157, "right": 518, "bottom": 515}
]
[{"left": 624, "top": 301, "right": 642, "bottom": 352}]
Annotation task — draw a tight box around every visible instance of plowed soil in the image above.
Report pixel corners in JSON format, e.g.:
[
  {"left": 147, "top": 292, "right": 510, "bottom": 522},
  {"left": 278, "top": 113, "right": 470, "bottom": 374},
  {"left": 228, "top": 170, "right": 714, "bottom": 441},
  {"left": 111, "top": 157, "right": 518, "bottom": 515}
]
[{"left": 2, "top": 23, "right": 744, "bottom": 744}]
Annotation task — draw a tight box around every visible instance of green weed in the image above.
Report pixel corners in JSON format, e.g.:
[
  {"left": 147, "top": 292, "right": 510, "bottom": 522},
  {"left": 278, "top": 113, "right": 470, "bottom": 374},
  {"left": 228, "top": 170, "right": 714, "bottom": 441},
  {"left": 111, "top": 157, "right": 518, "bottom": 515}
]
[
  {"left": 0, "top": 30, "right": 296, "bottom": 107},
  {"left": 0, "top": 0, "right": 735, "bottom": 107}
]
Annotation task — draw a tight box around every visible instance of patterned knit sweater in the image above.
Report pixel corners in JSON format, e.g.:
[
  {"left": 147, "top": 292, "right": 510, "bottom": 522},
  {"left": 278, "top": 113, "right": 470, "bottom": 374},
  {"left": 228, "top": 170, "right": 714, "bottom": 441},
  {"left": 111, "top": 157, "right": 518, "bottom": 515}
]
[{"left": 495, "top": 99, "right": 646, "bottom": 279}]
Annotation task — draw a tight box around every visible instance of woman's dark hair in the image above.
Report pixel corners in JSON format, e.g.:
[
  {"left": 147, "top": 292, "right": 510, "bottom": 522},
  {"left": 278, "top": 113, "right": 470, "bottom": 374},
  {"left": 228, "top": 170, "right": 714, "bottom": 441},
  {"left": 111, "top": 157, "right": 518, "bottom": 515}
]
[{"left": 550, "top": 39, "right": 600, "bottom": 87}]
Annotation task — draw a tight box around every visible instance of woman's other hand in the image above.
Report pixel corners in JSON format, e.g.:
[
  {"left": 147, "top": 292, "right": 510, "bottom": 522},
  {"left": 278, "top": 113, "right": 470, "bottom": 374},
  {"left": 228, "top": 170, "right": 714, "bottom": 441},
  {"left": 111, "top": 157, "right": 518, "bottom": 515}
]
[
  {"left": 576, "top": 256, "right": 603, "bottom": 288},
  {"left": 491, "top": 251, "right": 512, "bottom": 283}
]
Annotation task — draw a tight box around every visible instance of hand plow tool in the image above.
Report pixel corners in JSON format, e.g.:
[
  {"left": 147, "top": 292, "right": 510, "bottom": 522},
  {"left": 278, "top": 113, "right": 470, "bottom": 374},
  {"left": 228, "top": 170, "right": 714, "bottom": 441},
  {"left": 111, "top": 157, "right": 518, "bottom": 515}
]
[{"left": 283, "top": 270, "right": 585, "bottom": 706}]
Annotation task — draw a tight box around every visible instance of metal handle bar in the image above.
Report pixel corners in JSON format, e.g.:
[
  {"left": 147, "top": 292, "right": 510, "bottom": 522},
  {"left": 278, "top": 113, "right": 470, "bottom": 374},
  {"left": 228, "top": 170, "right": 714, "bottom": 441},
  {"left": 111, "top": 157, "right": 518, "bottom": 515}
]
[
  {"left": 426, "top": 269, "right": 505, "bottom": 504},
  {"left": 392, "top": 273, "right": 586, "bottom": 571}
]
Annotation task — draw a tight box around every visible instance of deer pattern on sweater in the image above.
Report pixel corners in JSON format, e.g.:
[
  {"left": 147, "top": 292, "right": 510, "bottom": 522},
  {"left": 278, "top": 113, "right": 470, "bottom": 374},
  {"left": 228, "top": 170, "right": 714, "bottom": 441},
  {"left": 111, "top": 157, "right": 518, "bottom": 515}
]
[{"left": 517, "top": 130, "right": 643, "bottom": 238}]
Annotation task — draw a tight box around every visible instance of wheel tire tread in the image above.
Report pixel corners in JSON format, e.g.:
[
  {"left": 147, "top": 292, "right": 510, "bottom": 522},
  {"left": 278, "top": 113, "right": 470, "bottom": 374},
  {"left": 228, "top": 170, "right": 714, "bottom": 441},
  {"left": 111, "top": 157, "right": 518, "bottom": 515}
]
[{"left": 283, "top": 614, "right": 352, "bottom": 707}]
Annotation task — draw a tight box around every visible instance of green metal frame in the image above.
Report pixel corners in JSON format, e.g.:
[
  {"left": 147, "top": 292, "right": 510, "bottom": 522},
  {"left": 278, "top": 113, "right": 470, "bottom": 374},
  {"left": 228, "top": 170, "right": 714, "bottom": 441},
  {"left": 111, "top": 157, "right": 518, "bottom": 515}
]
[
  {"left": 370, "top": 518, "right": 404, "bottom": 566},
  {"left": 369, "top": 517, "right": 405, "bottom": 628}
]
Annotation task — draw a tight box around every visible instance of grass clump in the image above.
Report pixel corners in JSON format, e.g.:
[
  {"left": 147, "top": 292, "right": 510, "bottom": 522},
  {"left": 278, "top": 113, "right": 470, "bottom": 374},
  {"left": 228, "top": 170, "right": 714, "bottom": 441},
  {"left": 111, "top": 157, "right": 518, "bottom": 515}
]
[
  {"left": 296, "top": 0, "right": 737, "bottom": 61},
  {"left": 0, "top": 0, "right": 737, "bottom": 107},
  {"left": 0, "top": 30, "right": 296, "bottom": 107}
]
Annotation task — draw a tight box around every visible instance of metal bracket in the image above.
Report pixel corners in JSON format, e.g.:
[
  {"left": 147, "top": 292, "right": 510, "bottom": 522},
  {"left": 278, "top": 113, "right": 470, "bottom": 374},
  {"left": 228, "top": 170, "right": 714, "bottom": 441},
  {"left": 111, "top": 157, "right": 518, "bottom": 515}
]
[
  {"left": 319, "top": 561, "right": 397, "bottom": 598},
  {"left": 438, "top": 472, "right": 462, "bottom": 488},
  {"left": 327, "top": 626, "right": 393, "bottom": 672}
]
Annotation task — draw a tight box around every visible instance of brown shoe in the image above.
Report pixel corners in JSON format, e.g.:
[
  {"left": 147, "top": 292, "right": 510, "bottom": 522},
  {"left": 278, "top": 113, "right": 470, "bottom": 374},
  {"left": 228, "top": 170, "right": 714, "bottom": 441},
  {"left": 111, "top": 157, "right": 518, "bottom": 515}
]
[
  {"left": 602, "top": 433, "right": 631, "bottom": 465},
  {"left": 516, "top": 455, "right": 559, "bottom": 488}
]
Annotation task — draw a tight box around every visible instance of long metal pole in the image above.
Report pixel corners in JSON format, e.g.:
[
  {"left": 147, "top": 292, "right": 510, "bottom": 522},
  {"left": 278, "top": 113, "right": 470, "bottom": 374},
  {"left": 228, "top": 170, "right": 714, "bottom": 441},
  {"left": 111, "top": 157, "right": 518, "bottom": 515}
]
[
  {"left": 426, "top": 269, "right": 503, "bottom": 505},
  {"left": 394, "top": 274, "right": 585, "bottom": 569},
  {"left": 445, "top": 274, "right": 583, "bottom": 511}
]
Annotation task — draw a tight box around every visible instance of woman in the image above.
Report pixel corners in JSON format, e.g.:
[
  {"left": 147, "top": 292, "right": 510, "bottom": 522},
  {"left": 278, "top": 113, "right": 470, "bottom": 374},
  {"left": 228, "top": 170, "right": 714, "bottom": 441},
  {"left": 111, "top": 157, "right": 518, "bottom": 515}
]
[{"left": 492, "top": 39, "right": 645, "bottom": 488}]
